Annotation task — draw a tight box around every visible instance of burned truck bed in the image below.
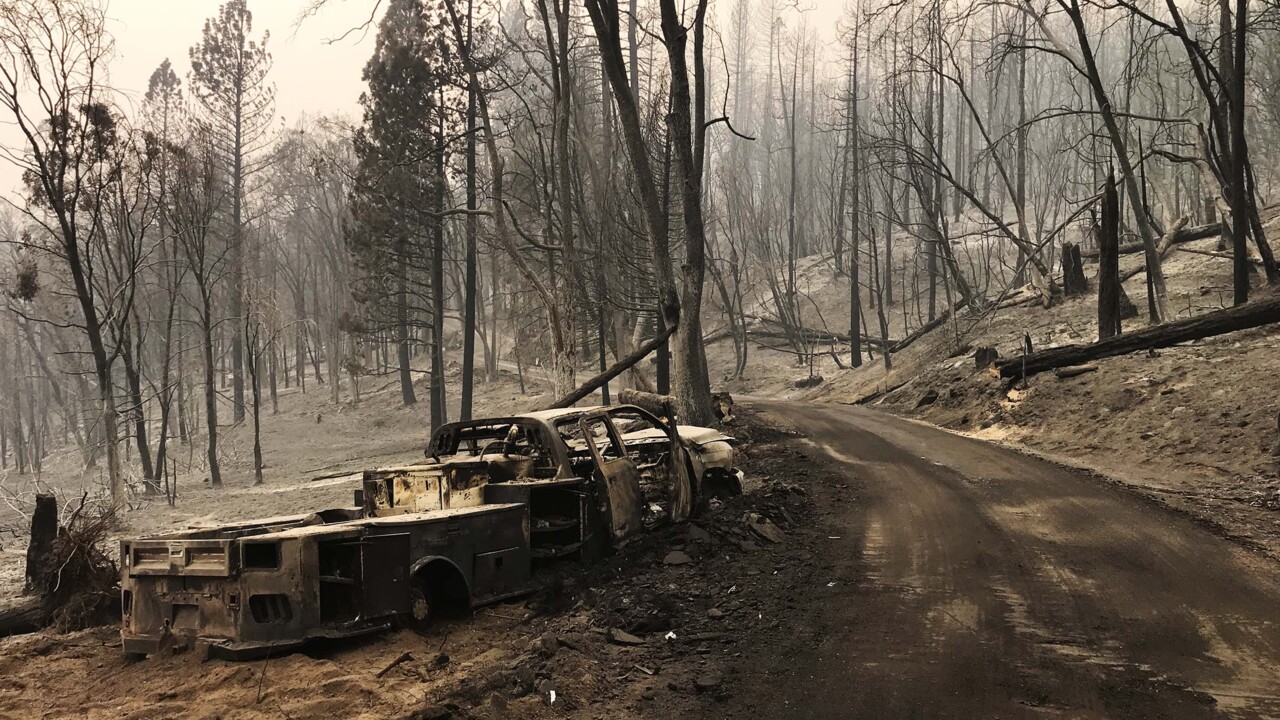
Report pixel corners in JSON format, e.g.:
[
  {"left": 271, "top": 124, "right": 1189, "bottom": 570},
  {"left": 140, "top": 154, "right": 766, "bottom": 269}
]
[
  {"left": 122, "top": 503, "right": 531, "bottom": 658},
  {"left": 120, "top": 405, "right": 738, "bottom": 659}
]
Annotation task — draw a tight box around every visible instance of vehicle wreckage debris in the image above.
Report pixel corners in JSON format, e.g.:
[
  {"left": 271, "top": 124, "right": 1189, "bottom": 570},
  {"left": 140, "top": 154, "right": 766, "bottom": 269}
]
[
  {"left": 0, "top": 409, "right": 829, "bottom": 718},
  {"left": 118, "top": 404, "right": 743, "bottom": 659}
]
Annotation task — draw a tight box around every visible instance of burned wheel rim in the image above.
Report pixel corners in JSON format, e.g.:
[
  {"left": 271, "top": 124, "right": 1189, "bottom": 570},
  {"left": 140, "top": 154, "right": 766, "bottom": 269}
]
[{"left": 404, "top": 584, "right": 432, "bottom": 633}]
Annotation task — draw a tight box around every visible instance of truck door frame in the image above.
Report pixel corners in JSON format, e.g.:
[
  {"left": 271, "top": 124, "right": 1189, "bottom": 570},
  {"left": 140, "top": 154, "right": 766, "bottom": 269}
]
[{"left": 577, "top": 412, "right": 644, "bottom": 543}]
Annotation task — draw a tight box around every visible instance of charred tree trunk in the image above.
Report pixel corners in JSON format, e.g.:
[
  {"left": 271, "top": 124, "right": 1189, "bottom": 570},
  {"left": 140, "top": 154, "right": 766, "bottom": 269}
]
[
  {"left": 547, "top": 322, "right": 677, "bottom": 410},
  {"left": 1062, "top": 243, "right": 1088, "bottom": 297},
  {"left": 430, "top": 140, "right": 447, "bottom": 431},
  {"left": 460, "top": 0, "right": 478, "bottom": 421},
  {"left": 849, "top": 24, "right": 863, "bottom": 368},
  {"left": 1098, "top": 175, "right": 1124, "bottom": 340},
  {"left": 200, "top": 299, "right": 222, "bottom": 487},
  {"left": 1001, "top": 295, "right": 1280, "bottom": 378},
  {"left": 616, "top": 388, "right": 675, "bottom": 419},
  {"left": 120, "top": 328, "right": 154, "bottom": 490},
  {"left": 396, "top": 261, "right": 416, "bottom": 407},
  {"left": 23, "top": 494, "right": 56, "bottom": 593}
]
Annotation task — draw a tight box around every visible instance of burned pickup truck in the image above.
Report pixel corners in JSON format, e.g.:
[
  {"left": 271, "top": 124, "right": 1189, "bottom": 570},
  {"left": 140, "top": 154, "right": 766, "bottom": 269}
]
[{"left": 120, "top": 405, "right": 738, "bottom": 658}]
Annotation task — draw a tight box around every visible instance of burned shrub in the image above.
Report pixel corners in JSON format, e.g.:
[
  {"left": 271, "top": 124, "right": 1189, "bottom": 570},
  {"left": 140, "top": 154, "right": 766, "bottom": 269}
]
[{"left": 30, "top": 498, "right": 121, "bottom": 632}]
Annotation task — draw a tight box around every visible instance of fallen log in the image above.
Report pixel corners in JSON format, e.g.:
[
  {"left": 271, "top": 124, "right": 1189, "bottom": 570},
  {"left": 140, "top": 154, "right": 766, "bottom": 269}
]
[
  {"left": 1053, "top": 364, "right": 1099, "bottom": 379},
  {"left": 1081, "top": 222, "right": 1220, "bottom": 259},
  {"left": 1175, "top": 246, "right": 1264, "bottom": 266},
  {"left": 745, "top": 327, "right": 898, "bottom": 349},
  {"left": 996, "top": 295, "right": 1280, "bottom": 378},
  {"left": 890, "top": 300, "right": 969, "bottom": 354},
  {"left": 546, "top": 322, "right": 677, "bottom": 409},
  {"left": 739, "top": 314, "right": 898, "bottom": 348},
  {"left": 995, "top": 291, "right": 1045, "bottom": 310},
  {"left": 853, "top": 379, "right": 911, "bottom": 405},
  {"left": 309, "top": 469, "right": 362, "bottom": 483},
  {"left": 617, "top": 389, "right": 675, "bottom": 419},
  {"left": 0, "top": 597, "right": 42, "bottom": 636}
]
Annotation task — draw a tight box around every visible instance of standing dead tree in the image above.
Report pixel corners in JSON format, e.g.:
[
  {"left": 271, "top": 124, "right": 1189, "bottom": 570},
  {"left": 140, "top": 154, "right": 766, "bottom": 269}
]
[
  {"left": 0, "top": 0, "right": 144, "bottom": 505},
  {"left": 1013, "top": 0, "right": 1172, "bottom": 322},
  {"left": 1111, "top": 0, "right": 1280, "bottom": 300},
  {"left": 188, "top": 0, "right": 276, "bottom": 424},
  {"left": 1097, "top": 172, "right": 1124, "bottom": 339},
  {"left": 583, "top": 0, "right": 716, "bottom": 424}
]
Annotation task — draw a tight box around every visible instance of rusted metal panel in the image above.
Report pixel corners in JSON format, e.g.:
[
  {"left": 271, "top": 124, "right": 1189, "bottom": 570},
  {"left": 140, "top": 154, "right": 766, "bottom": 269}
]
[
  {"left": 365, "top": 464, "right": 493, "bottom": 516},
  {"left": 127, "top": 539, "right": 235, "bottom": 577}
]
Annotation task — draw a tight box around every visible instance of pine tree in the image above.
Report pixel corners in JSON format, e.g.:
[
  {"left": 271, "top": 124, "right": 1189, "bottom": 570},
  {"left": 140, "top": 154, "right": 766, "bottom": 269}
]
[
  {"left": 348, "top": 0, "right": 454, "bottom": 413},
  {"left": 188, "top": 0, "right": 275, "bottom": 424}
]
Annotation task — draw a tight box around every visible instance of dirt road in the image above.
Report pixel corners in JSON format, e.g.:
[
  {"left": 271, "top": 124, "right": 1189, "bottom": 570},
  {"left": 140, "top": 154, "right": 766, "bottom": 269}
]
[{"left": 733, "top": 401, "right": 1280, "bottom": 719}]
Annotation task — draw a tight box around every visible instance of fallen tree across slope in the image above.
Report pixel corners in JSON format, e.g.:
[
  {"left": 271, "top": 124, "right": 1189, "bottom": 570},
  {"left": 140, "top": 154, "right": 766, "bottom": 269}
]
[{"left": 996, "top": 294, "right": 1280, "bottom": 378}]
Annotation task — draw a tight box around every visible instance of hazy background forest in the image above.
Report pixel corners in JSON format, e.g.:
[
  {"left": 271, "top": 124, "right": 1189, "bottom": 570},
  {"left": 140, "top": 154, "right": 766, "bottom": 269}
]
[{"left": 0, "top": 0, "right": 1277, "bottom": 518}]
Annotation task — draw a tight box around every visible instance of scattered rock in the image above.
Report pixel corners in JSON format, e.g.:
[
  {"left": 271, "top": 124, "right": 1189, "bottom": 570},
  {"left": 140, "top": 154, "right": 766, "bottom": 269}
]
[
  {"left": 693, "top": 673, "right": 723, "bottom": 692},
  {"left": 558, "top": 632, "right": 591, "bottom": 652},
  {"left": 790, "top": 374, "right": 824, "bottom": 389},
  {"left": 663, "top": 550, "right": 693, "bottom": 566},
  {"left": 608, "top": 628, "right": 645, "bottom": 646},
  {"left": 915, "top": 389, "right": 940, "bottom": 408},
  {"left": 687, "top": 524, "right": 713, "bottom": 543},
  {"left": 512, "top": 661, "right": 537, "bottom": 696},
  {"left": 745, "top": 514, "right": 785, "bottom": 543},
  {"left": 706, "top": 608, "right": 725, "bottom": 619},
  {"left": 537, "top": 632, "right": 560, "bottom": 657}
]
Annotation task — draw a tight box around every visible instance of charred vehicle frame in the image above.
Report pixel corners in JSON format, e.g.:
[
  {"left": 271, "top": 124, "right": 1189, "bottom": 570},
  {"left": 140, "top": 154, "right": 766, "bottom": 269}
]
[{"left": 120, "top": 405, "right": 738, "bottom": 658}]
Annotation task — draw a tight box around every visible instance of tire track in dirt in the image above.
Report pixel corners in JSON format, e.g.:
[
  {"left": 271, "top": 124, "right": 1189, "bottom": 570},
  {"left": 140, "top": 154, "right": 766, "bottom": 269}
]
[{"left": 725, "top": 400, "right": 1280, "bottom": 719}]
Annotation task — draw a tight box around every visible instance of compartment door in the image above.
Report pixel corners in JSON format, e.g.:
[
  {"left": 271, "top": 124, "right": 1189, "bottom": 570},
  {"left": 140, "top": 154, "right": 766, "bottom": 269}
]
[
  {"left": 473, "top": 547, "right": 526, "bottom": 601},
  {"left": 361, "top": 532, "right": 410, "bottom": 619}
]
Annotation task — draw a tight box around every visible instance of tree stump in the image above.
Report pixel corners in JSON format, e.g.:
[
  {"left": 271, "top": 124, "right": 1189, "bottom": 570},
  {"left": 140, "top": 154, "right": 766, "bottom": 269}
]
[
  {"left": 1062, "top": 242, "right": 1088, "bottom": 296},
  {"left": 24, "top": 494, "right": 56, "bottom": 594},
  {"left": 1118, "top": 288, "right": 1139, "bottom": 320},
  {"left": 973, "top": 346, "right": 1000, "bottom": 371},
  {"left": 711, "top": 392, "right": 735, "bottom": 424}
]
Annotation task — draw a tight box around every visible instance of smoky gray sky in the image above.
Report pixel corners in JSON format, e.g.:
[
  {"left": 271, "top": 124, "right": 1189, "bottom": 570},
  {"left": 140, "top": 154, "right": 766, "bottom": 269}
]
[
  {"left": 1, "top": 0, "right": 844, "bottom": 201},
  {"left": 101, "top": 0, "right": 377, "bottom": 119},
  {"left": 0, "top": 0, "right": 381, "bottom": 199}
]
